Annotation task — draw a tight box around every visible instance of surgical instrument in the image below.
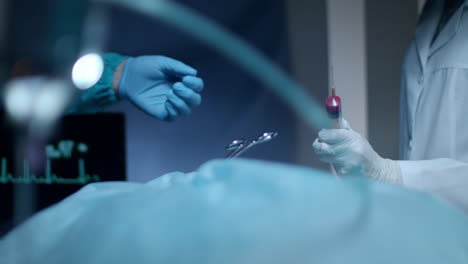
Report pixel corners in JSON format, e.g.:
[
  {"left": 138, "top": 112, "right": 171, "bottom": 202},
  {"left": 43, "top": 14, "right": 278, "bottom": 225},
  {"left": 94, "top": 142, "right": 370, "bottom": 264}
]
[
  {"left": 226, "top": 139, "right": 247, "bottom": 158},
  {"left": 226, "top": 132, "right": 278, "bottom": 159}
]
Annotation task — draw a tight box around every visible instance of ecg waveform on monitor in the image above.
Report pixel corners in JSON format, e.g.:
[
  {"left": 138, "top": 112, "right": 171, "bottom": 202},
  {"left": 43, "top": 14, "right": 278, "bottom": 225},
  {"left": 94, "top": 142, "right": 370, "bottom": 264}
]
[{"left": 0, "top": 158, "right": 100, "bottom": 185}]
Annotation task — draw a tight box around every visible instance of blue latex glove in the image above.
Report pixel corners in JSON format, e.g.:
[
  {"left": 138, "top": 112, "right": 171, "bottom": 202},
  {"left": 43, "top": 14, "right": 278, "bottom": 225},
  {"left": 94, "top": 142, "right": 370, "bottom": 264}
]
[
  {"left": 312, "top": 119, "right": 402, "bottom": 184},
  {"left": 119, "top": 56, "right": 204, "bottom": 121}
]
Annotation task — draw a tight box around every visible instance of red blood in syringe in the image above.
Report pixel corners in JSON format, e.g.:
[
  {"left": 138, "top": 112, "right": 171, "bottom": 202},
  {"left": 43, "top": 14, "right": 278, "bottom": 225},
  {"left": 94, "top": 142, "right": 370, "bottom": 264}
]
[{"left": 326, "top": 88, "right": 341, "bottom": 119}]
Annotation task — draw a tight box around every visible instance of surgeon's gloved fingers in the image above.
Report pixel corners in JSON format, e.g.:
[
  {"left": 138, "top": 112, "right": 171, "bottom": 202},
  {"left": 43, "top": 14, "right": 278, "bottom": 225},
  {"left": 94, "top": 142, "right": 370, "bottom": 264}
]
[
  {"left": 337, "top": 166, "right": 354, "bottom": 175},
  {"left": 164, "top": 102, "right": 179, "bottom": 122},
  {"left": 316, "top": 154, "right": 337, "bottom": 163},
  {"left": 318, "top": 129, "right": 352, "bottom": 145},
  {"left": 182, "top": 76, "right": 204, "bottom": 93},
  {"left": 315, "top": 151, "right": 349, "bottom": 164},
  {"left": 312, "top": 138, "right": 335, "bottom": 155},
  {"left": 147, "top": 103, "right": 169, "bottom": 121},
  {"left": 158, "top": 56, "right": 197, "bottom": 77},
  {"left": 173, "top": 83, "right": 202, "bottom": 107},
  {"left": 167, "top": 93, "right": 191, "bottom": 116},
  {"left": 117, "top": 58, "right": 135, "bottom": 99},
  {"left": 341, "top": 118, "right": 352, "bottom": 129},
  {"left": 143, "top": 105, "right": 168, "bottom": 121}
]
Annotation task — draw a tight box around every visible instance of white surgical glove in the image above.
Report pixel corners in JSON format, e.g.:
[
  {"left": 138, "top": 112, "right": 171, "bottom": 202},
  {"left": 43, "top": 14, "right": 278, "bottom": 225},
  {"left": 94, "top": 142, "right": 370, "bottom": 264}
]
[{"left": 312, "top": 120, "right": 402, "bottom": 184}]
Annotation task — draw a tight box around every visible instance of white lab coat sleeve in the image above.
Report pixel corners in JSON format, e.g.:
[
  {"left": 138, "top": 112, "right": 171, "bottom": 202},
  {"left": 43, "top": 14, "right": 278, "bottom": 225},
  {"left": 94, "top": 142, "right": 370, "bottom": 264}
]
[
  {"left": 398, "top": 159, "right": 468, "bottom": 212},
  {"left": 398, "top": 75, "right": 409, "bottom": 160}
]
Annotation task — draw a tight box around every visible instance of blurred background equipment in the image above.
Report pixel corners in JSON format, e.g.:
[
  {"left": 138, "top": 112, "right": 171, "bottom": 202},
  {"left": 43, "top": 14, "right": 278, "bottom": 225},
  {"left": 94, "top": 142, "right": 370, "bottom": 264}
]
[
  {"left": 0, "top": 0, "right": 110, "bottom": 233},
  {"left": 0, "top": 112, "right": 126, "bottom": 236}
]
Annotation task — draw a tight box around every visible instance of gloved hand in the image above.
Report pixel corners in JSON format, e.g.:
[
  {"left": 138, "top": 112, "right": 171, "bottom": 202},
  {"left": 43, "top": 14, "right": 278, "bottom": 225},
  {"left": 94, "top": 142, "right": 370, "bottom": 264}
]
[
  {"left": 312, "top": 120, "right": 402, "bottom": 184},
  {"left": 118, "top": 56, "right": 204, "bottom": 121}
]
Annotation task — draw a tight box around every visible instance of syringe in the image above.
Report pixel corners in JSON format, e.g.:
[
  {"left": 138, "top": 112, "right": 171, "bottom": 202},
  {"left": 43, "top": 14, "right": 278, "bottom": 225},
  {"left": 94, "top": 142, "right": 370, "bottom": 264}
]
[
  {"left": 325, "top": 67, "right": 342, "bottom": 176},
  {"left": 326, "top": 87, "right": 342, "bottom": 128}
]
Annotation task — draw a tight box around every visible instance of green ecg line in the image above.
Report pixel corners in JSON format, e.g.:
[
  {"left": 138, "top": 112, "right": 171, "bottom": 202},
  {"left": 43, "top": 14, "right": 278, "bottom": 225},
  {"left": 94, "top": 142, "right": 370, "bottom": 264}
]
[{"left": 0, "top": 157, "right": 100, "bottom": 185}]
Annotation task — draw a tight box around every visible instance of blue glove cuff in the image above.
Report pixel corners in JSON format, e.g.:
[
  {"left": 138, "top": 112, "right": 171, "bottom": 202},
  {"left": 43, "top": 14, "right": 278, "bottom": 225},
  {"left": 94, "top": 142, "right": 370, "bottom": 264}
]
[
  {"left": 117, "top": 57, "right": 134, "bottom": 100},
  {"left": 101, "top": 52, "right": 130, "bottom": 90}
]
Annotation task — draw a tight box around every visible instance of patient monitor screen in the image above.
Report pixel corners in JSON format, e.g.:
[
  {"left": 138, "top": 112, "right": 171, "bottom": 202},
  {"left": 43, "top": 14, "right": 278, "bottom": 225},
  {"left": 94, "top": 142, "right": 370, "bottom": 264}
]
[{"left": 0, "top": 113, "right": 126, "bottom": 235}]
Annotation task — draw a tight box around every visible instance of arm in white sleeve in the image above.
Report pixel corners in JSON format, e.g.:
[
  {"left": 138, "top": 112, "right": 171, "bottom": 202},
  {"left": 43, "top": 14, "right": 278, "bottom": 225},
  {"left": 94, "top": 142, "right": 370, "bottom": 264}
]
[{"left": 398, "top": 159, "right": 468, "bottom": 213}]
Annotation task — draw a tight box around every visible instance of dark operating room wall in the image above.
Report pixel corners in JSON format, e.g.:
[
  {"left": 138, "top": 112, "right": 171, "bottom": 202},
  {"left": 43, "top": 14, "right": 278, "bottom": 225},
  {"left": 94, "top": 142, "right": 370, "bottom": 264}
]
[
  {"left": 105, "top": 0, "right": 297, "bottom": 181},
  {"left": 286, "top": 0, "right": 329, "bottom": 169},
  {"left": 365, "top": 0, "right": 419, "bottom": 160}
]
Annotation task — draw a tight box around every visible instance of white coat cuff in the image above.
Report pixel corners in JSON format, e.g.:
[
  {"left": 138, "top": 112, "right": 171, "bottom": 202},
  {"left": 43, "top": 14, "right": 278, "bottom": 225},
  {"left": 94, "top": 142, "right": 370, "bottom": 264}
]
[{"left": 397, "top": 160, "right": 423, "bottom": 190}]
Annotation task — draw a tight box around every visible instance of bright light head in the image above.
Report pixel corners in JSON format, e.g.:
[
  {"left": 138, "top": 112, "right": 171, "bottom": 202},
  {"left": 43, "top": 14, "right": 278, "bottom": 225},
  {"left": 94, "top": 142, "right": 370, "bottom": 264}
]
[{"left": 71, "top": 53, "right": 104, "bottom": 90}]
